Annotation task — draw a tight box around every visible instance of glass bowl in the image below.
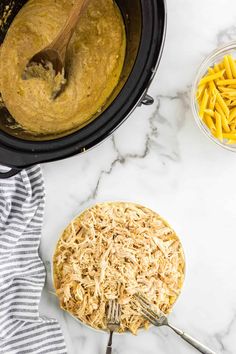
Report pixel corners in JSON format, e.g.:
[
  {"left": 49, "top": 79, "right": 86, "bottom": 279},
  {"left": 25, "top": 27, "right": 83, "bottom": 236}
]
[{"left": 191, "top": 41, "right": 236, "bottom": 152}]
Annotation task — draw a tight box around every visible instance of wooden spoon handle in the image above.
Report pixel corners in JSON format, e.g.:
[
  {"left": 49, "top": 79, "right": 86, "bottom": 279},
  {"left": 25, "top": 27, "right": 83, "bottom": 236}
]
[{"left": 50, "top": 0, "right": 89, "bottom": 59}]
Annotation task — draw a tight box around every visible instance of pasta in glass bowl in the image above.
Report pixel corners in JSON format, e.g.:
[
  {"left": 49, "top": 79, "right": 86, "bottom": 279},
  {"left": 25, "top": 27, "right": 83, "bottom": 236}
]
[
  {"left": 53, "top": 202, "right": 185, "bottom": 335},
  {"left": 191, "top": 42, "right": 236, "bottom": 151}
]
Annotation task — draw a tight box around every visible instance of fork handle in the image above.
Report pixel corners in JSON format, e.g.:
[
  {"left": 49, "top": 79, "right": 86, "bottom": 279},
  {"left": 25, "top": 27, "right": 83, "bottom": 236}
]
[
  {"left": 167, "top": 323, "right": 217, "bottom": 354},
  {"left": 106, "top": 331, "right": 114, "bottom": 354}
]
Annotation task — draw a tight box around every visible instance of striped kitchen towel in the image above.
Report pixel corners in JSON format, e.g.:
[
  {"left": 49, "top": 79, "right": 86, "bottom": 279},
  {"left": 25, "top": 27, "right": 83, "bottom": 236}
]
[{"left": 0, "top": 165, "right": 67, "bottom": 354}]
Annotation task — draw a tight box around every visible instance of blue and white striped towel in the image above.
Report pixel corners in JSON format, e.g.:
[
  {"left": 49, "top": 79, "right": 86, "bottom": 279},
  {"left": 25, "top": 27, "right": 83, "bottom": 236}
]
[{"left": 0, "top": 165, "right": 67, "bottom": 354}]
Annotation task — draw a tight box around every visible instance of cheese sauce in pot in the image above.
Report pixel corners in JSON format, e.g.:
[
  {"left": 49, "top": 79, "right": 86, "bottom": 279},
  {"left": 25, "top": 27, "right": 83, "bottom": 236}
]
[{"left": 0, "top": 0, "right": 126, "bottom": 135}]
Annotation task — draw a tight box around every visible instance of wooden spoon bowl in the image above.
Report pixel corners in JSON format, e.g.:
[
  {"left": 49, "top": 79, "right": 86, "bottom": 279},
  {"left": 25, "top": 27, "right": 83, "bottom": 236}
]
[{"left": 23, "top": 0, "right": 89, "bottom": 98}]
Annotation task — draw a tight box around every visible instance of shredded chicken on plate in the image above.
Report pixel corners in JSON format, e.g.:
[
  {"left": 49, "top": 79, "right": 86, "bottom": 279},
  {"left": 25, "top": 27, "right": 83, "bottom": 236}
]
[{"left": 53, "top": 202, "right": 185, "bottom": 334}]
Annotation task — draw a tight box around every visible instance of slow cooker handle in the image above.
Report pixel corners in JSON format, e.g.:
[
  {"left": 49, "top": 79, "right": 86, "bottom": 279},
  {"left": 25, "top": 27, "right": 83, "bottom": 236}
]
[
  {"left": 0, "top": 168, "right": 21, "bottom": 179},
  {"left": 141, "top": 94, "right": 154, "bottom": 105}
]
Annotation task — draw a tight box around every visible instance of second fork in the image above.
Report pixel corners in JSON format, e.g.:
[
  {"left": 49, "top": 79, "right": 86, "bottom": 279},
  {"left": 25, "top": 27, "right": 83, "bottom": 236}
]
[
  {"left": 135, "top": 293, "right": 217, "bottom": 354},
  {"left": 106, "top": 300, "right": 121, "bottom": 354}
]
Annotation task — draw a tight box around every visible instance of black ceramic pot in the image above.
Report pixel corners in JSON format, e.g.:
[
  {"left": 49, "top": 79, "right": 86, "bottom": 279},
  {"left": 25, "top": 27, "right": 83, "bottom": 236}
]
[{"left": 0, "top": 0, "right": 166, "bottom": 178}]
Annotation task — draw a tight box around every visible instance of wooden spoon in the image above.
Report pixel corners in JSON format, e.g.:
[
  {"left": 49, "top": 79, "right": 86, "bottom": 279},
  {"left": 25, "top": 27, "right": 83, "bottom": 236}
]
[{"left": 23, "top": 0, "right": 89, "bottom": 98}]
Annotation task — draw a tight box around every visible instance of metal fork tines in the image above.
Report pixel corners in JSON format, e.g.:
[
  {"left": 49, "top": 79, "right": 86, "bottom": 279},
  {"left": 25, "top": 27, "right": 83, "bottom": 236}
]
[
  {"left": 134, "top": 293, "right": 217, "bottom": 354},
  {"left": 106, "top": 300, "right": 121, "bottom": 354},
  {"left": 135, "top": 293, "right": 167, "bottom": 326}
]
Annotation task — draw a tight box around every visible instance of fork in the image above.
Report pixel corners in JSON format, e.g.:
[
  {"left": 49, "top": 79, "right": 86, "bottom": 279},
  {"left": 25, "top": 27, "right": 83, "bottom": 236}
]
[
  {"left": 106, "top": 300, "right": 121, "bottom": 354},
  {"left": 135, "top": 294, "right": 217, "bottom": 354}
]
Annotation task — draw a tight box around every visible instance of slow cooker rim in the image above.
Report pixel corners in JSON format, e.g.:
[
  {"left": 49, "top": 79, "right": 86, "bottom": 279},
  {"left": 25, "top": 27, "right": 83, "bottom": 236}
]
[{"left": 0, "top": 0, "right": 167, "bottom": 169}]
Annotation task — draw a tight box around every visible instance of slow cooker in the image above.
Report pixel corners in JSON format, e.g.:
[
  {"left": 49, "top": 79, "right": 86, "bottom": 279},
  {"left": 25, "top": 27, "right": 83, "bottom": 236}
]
[{"left": 0, "top": 0, "right": 166, "bottom": 178}]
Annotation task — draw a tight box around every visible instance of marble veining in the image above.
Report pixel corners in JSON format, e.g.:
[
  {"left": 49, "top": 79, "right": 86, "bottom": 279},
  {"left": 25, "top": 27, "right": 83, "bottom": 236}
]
[{"left": 39, "top": 0, "right": 236, "bottom": 353}]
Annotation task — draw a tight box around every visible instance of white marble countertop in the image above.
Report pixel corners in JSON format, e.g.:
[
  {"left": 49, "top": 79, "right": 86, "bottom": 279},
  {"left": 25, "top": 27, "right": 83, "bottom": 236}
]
[{"left": 39, "top": 1, "right": 236, "bottom": 353}]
